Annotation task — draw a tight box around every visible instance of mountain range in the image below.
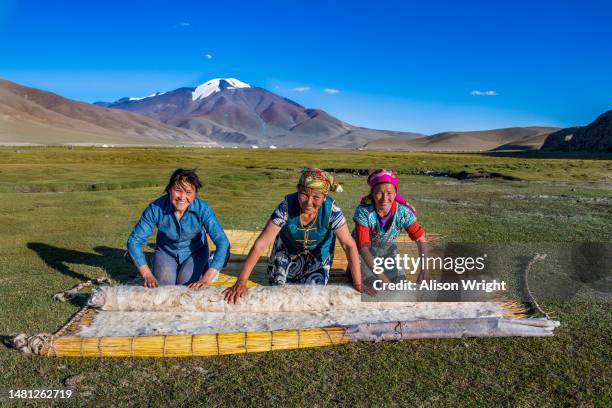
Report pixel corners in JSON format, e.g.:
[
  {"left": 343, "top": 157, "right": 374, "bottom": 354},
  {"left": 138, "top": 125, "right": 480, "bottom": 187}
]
[
  {"left": 1, "top": 77, "right": 610, "bottom": 151},
  {"left": 94, "top": 78, "right": 423, "bottom": 147}
]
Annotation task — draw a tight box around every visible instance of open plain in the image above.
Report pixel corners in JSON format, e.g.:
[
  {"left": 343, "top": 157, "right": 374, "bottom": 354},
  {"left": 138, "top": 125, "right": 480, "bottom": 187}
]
[{"left": 0, "top": 147, "right": 610, "bottom": 407}]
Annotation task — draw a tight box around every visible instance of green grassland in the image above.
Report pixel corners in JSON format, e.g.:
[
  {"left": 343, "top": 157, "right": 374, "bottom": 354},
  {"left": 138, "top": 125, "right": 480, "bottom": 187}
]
[{"left": 0, "top": 147, "right": 610, "bottom": 407}]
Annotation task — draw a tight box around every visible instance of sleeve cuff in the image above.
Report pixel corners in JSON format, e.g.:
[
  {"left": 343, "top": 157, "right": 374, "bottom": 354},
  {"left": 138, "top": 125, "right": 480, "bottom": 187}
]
[
  {"left": 132, "top": 255, "right": 148, "bottom": 268},
  {"left": 355, "top": 223, "right": 371, "bottom": 248},
  {"left": 407, "top": 222, "right": 425, "bottom": 241}
]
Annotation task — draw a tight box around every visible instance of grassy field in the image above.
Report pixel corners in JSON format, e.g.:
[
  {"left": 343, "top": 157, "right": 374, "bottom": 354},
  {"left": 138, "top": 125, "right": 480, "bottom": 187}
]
[{"left": 0, "top": 147, "right": 610, "bottom": 407}]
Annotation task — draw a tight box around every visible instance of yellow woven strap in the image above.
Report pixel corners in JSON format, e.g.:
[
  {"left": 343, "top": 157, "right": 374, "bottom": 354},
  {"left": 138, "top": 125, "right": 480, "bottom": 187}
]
[{"left": 50, "top": 328, "right": 349, "bottom": 357}]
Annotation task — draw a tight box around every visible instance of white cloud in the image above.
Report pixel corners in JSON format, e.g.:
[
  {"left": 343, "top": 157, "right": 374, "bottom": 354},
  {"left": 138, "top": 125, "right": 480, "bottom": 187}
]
[
  {"left": 471, "top": 90, "right": 498, "bottom": 96},
  {"left": 179, "top": 22, "right": 191, "bottom": 27},
  {"left": 292, "top": 87, "right": 310, "bottom": 92},
  {"left": 324, "top": 88, "right": 340, "bottom": 94},
  {"left": 204, "top": 54, "right": 213, "bottom": 59}
]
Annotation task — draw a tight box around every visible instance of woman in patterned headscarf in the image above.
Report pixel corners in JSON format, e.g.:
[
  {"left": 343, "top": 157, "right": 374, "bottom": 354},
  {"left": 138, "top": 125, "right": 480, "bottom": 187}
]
[
  {"left": 224, "top": 169, "right": 365, "bottom": 304},
  {"left": 353, "top": 169, "right": 429, "bottom": 284}
]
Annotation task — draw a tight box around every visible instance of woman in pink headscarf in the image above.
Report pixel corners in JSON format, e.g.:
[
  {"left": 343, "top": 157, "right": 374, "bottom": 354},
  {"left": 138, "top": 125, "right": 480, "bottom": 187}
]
[{"left": 352, "top": 169, "right": 429, "bottom": 285}]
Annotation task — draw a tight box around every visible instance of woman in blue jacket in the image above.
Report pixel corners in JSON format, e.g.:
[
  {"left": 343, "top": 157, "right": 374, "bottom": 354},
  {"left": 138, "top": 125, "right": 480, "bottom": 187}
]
[{"left": 127, "top": 168, "right": 230, "bottom": 288}]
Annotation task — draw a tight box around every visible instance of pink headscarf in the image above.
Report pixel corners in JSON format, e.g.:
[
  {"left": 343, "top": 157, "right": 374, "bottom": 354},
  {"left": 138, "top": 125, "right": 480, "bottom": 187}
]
[{"left": 362, "top": 169, "right": 417, "bottom": 215}]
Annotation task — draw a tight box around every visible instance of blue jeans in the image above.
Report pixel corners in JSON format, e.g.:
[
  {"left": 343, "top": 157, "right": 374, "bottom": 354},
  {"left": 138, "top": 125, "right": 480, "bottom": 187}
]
[{"left": 152, "top": 246, "right": 217, "bottom": 286}]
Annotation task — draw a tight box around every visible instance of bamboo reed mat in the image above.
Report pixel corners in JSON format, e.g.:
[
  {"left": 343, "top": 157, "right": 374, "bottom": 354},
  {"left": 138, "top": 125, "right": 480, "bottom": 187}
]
[
  {"left": 49, "top": 269, "right": 352, "bottom": 357},
  {"left": 41, "top": 230, "right": 455, "bottom": 357}
]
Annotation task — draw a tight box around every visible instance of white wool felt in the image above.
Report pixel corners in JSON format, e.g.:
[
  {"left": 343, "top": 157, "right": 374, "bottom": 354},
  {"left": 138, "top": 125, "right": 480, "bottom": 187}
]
[
  {"left": 78, "top": 303, "right": 505, "bottom": 337},
  {"left": 81, "top": 285, "right": 507, "bottom": 337},
  {"left": 90, "top": 285, "right": 423, "bottom": 313}
]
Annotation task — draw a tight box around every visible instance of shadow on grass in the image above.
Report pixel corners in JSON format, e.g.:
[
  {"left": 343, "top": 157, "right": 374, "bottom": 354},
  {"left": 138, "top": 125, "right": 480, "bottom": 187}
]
[
  {"left": 27, "top": 242, "right": 139, "bottom": 284},
  {"left": 1, "top": 335, "right": 16, "bottom": 348},
  {"left": 1, "top": 245, "right": 145, "bottom": 346}
]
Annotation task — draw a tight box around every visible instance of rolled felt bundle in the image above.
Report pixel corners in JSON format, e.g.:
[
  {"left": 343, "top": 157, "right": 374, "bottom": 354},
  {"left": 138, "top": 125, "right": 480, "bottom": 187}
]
[{"left": 89, "top": 284, "right": 420, "bottom": 313}]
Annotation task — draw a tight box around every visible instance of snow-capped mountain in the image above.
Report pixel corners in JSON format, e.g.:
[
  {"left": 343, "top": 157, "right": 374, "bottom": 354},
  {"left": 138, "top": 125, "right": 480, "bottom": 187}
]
[
  {"left": 94, "top": 78, "right": 423, "bottom": 147},
  {"left": 192, "top": 78, "right": 250, "bottom": 100}
]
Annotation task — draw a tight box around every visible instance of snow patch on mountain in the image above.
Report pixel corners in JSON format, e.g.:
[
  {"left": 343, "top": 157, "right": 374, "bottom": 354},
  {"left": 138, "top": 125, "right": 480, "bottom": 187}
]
[
  {"left": 192, "top": 78, "right": 251, "bottom": 101},
  {"left": 129, "top": 91, "right": 167, "bottom": 101}
]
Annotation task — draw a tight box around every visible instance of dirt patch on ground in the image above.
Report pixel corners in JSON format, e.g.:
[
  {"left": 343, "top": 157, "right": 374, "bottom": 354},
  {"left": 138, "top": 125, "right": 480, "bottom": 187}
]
[
  {"left": 245, "top": 166, "right": 290, "bottom": 170},
  {"left": 243, "top": 166, "right": 519, "bottom": 181},
  {"left": 417, "top": 170, "right": 518, "bottom": 181},
  {"left": 503, "top": 194, "right": 612, "bottom": 205},
  {"left": 325, "top": 168, "right": 520, "bottom": 181},
  {"left": 322, "top": 168, "right": 370, "bottom": 176}
]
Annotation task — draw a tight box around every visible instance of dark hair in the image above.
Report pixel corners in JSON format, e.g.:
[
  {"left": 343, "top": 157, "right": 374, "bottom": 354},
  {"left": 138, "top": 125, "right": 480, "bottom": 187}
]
[{"left": 164, "top": 168, "right": 203, "bottom": 194}]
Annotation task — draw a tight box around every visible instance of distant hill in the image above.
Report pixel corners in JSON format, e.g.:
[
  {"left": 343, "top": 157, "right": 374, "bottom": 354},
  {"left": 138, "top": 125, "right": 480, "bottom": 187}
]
[
  {"left": 365, "top": 127, "right": 559, "bottom": 151},
  {"left": 541, "top": 110, "right": 612, "bottom": 152},
  {"left": 5, "top": 76, "right": 601, "bottom": 152},
  {"left": 96, "top": 78, "right": 424, "bottom": 147},
  {"left": 0, "top": 79, "right": 218, "bottom": 146}
]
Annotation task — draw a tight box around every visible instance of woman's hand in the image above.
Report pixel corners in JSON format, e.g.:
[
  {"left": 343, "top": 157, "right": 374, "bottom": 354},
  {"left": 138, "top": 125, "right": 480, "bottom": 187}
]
[
  {"left": 137, "top": 265, "right": 159, "bottom": 288},
  {"left": 221, "top": 219, "right": 280, "bottom": 303},
  {"left": 142, "top": 272, "right": 159, "bottom": 288},
  {"left": 354, "top": 282, "right": 377, "bottom": 297},
  {"left": 223, "top": 281, "right": 248, "bottom": 304},
  {"left": 187, "top": 279, "right": 208, "bottom": 289},
  {"left": 377, "top": 273, "right": 392, "bottom": 285},
  {"left": 188, "top": 268, "right": 218, "bottom": 288}
]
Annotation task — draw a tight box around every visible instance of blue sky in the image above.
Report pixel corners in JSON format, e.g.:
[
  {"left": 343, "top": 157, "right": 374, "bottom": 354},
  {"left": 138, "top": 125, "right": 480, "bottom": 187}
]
[{"left": 1, "top": 0, "right": 610, "bottom": 134}]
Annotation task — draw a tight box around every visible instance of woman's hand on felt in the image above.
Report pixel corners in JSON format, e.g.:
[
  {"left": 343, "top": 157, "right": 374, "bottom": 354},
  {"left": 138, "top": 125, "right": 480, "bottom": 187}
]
[
  {"left": 142, "top": 272, "right": 159, "bottom": 288},
  {"left": 187, "top": 278, "right": 209, "bottom": 288},
  {"left": 188, "top": 268, "right": 218, "bottom": 288},
  {"left": 354, "top": 282, "right": 376, "bottom": 297},
  {"left": 223, "top": 281, "right": 248, "bottom": 304},
  {"left": 138, "top": 264, "right": 159, "bottom": 288}
]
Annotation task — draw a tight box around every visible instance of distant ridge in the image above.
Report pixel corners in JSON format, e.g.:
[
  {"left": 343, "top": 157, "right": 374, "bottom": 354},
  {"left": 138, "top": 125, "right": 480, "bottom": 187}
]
[
  {"left": 541, "top": 110, "right": 612, "bottom": 152},
  {"left": 0, "top": 79, "right": 218, "bottom": 146},
  {"left": 365, "top": 127, "right": 559, "bottom": 151}
]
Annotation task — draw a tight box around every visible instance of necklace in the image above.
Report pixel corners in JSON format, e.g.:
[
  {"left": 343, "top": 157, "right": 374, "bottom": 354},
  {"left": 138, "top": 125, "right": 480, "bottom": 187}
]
[{"left": 300, "top": 211, "right": 318, "bottom": 228}]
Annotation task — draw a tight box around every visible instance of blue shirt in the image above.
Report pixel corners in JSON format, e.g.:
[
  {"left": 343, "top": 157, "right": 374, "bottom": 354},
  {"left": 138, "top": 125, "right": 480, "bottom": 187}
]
[{"left": 127, "top": 194, "right": 230, "bottom": 270}]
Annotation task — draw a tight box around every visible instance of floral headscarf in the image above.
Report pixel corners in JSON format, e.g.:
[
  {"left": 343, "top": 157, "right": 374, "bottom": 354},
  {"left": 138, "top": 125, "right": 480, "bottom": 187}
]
[{"left": 298, "top": 168, "right": 343, "bottom": 194}]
